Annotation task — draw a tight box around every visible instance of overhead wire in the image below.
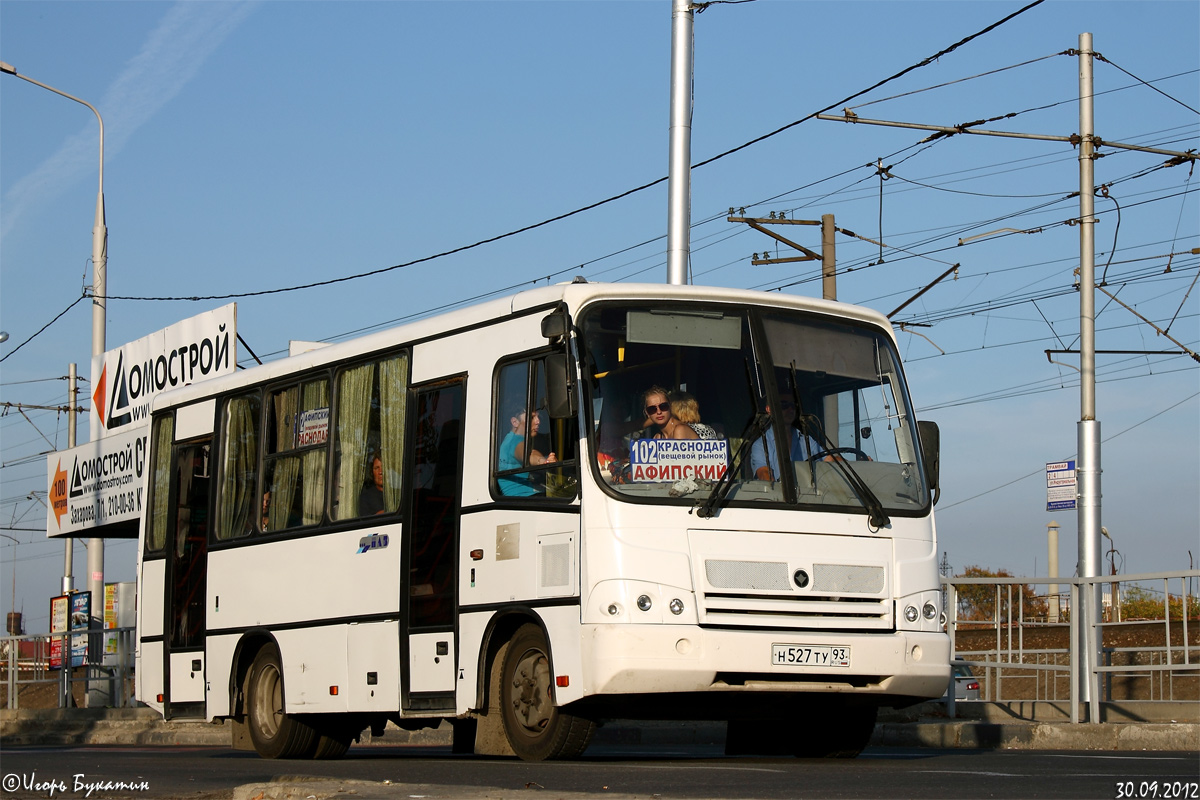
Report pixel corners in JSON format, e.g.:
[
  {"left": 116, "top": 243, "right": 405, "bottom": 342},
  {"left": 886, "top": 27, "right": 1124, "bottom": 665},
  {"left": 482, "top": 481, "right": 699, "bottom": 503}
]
[{"left": 90, "top": 0, "right": 1047, "bottom": 307}]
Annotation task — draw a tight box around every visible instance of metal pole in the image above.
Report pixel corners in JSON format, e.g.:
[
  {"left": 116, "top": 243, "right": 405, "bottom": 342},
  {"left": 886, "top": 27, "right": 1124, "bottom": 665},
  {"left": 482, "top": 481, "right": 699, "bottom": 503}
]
[
  {"left": 1075, "top": 33, "right": 1103, "bottom": 712},
  {"left": 1048, "top": 520, "right": 1059, "bottom": 623},
  {"left": 821, "top": 214, "right": 836, "bottom": 301},
  {"left": 64, "top": 365, "right": 76, "bottom": 595},
  {"left": 666, "top": 0, "right": 693, "bottom": 285}
]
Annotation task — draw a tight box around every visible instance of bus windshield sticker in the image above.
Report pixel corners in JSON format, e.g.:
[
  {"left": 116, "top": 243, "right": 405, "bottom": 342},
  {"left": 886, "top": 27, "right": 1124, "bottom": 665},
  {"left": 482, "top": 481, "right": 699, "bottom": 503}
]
[{"left": 629, "top": 438, "right": 728, "bottom": 482}]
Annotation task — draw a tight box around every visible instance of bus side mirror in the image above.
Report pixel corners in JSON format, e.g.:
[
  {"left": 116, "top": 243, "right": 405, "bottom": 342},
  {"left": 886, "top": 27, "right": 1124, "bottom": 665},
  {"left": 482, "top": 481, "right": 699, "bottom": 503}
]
[
  {"left": 917, "top": 420, "right": 940, "bottom": 504},
  {"left": 541, "top": 312, "right": 567, "bottom": 340},
  {"left": 545, "top": 353, "right": 577, "bottom": 420}
]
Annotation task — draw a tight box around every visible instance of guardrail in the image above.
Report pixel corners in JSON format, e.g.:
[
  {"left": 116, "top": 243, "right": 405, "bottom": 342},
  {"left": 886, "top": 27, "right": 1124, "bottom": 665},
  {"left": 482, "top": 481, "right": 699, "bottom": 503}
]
[
  {"left": 942, "top": 570, "right": 1199, "bottom": 723},
  {"left": 2, "top": 627, "right": 135, "bottom": 710}
]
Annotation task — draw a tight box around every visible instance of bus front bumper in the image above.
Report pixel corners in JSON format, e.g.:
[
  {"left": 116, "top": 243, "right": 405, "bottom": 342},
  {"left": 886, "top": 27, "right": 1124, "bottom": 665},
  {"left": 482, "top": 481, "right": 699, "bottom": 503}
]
[{"left": 578, "top": 623, "right": 950, "bottom": 702}]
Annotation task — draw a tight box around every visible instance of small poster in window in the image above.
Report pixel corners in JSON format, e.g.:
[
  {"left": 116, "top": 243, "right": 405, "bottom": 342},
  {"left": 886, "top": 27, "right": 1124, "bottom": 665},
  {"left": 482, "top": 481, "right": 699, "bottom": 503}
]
[{"left": 298, "top": 407, "right": 329, "bottom": 446}]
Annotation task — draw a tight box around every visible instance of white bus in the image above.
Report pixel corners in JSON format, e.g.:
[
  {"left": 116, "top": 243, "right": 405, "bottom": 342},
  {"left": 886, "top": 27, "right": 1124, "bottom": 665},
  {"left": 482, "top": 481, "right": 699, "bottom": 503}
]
[{"left": 135, "top": 281, "right": 948, "bottom": 760}]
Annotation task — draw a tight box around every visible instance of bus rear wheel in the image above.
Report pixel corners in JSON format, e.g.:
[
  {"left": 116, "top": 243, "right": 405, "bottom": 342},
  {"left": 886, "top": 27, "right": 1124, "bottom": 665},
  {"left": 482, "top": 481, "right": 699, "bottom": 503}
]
[
  {"left": 245, "top": 643, "right": 319, "bottom": 759},
  {"left": 499, "top": 624, "right": 595, "bottom": 761}
]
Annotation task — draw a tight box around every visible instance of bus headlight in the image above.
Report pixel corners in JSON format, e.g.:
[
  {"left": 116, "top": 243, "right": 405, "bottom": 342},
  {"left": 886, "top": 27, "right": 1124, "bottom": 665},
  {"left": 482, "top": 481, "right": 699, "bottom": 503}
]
[
  {"left": 904, "top": 605, "right": 919, "bottom": 623},
  {"left": 923, "top": 602, "right": 938, "bottom": 620},
  {"left": 637, "top": 595, "right": 653, "bottom": 612},
  {"left": 669, "top": 598, "right": 685, "bottom": 615}
]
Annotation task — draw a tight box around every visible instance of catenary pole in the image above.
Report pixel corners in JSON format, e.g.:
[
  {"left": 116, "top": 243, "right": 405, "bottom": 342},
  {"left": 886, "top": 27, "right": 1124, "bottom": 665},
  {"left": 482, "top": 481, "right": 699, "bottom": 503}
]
[
  {"left": 1076, "top": 33, "right": 1103, "bottom": 718},
  {"left": 666, "top": 0, "right": 693, "bottom": 285}
]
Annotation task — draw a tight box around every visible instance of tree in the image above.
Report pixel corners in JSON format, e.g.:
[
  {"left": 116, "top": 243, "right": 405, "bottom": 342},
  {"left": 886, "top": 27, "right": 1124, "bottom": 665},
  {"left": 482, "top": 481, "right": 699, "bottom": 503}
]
[
  {"left": 954, "top": 566, "right": 1048, "bottom": 622},
  {"left": 1119, "top": 586, "right": 1200, "bottom": 621}
]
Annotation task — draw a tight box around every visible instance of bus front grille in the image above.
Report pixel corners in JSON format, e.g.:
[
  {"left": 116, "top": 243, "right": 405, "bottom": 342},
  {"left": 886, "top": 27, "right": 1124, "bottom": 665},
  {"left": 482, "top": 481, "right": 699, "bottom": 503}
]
[{"left": 699, "top": 558, "right": 891, "bottom": 630}]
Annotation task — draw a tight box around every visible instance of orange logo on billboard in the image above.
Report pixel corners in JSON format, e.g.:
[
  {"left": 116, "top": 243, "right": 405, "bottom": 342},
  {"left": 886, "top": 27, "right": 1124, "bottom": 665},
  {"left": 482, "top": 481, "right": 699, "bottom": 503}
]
[
  {"left": 50, "top": 460, "right": 69, "bottom": 528},
  {"left": 92, "top": 363, "right": 108, "bottom": 426}
]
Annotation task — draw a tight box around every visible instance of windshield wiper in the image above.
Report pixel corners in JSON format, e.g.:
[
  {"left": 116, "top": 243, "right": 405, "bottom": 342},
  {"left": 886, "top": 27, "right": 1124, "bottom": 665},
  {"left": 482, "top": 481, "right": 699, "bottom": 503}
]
[
  {"left": 788, "top": 364, "right": 890, "bottom": 530},
  {"left": 696, "top": 411, "right": 770, "bottom": 519}
]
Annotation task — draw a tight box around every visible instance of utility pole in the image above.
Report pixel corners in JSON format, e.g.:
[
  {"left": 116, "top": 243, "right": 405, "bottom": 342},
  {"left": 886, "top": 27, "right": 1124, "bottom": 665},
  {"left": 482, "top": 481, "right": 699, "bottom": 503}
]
[
  {"left": 1048, "top": 520, "right": 1060, "bottom": 624},
  {"left": 666, "top": 0, "right": 694, "bottom": 285},
  {"left": 1076, "top": 33, "right": 1103, "bottom": 720},
  {"left": 65, "top": 364, "right": 76, "bottom": 595}
]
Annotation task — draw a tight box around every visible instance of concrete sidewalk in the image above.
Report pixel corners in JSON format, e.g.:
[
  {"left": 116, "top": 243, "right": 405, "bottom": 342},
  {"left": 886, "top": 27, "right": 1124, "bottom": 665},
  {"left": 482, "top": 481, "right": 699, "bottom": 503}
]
[{"left": 2, "top": 702, "right": 1197, "bottom": 752}]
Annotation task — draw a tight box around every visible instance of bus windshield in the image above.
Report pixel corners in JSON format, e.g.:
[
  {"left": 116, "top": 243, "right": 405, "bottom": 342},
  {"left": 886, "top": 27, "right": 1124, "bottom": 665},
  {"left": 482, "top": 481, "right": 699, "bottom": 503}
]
[{"left": 580, "top": 302, "right": 931, "bottom": 517}]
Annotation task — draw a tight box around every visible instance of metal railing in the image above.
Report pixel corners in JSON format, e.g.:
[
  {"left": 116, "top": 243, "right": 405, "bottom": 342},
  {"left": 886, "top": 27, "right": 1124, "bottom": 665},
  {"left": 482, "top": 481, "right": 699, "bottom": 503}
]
[
  {"left": 2, "top": 626, "right": 136, "bottom": 710},
  {"left": 942, "top": 570, "right": 1199, "bottom": 723}
]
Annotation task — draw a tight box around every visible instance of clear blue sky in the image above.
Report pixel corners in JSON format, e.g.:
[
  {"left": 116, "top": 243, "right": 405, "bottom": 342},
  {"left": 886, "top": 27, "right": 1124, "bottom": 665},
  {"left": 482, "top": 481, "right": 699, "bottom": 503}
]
[{"left": 2, "top": 1, "right": 1197, "bottom": 630}]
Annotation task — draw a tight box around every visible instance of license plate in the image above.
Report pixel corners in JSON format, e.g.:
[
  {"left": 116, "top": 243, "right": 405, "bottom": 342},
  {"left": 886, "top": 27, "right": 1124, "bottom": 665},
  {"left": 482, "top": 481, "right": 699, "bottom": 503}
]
[{"left": 771, "top": 644, "right": 851, "bottom": 668}]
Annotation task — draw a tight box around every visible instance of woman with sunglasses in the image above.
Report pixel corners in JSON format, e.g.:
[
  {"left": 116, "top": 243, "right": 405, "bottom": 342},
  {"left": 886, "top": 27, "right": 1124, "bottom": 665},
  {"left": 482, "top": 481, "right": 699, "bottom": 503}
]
[{"left": 641, "top": 385, "right": 698, "bottom": 440}]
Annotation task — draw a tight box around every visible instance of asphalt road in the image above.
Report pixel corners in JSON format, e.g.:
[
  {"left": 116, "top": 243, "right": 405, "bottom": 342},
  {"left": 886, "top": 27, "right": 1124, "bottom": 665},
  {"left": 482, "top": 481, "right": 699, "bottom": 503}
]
[{"left": 2, "top": 742, "right": 1198, "bottom": 800}]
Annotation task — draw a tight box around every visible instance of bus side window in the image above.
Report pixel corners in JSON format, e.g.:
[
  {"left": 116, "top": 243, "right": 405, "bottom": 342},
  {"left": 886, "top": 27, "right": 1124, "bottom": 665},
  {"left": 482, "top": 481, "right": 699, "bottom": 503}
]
[
  {"left": 333, "top": 353, "right": 409, "bottom": 521},
  {"left": 493, "top": 357, "right": 577, "bottom": 499},
  {"left": 145, "top": 414, "right": 175, "bottom": 553},
  {"left": 263, "top": 379, "right": 329, "bottom": 531},
  {"left": 214, "top": 392, "right": 261, "bottom": 540}
]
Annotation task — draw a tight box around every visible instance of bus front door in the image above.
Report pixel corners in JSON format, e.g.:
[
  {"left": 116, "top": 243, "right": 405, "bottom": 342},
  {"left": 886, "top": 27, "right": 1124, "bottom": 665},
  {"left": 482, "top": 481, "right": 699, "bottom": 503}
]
[
  {"left": 163, "top": 439, "right": 210, "bottom": 718},
  {"left": 403, "top": 379, "right": 464, "bottom": 710}
]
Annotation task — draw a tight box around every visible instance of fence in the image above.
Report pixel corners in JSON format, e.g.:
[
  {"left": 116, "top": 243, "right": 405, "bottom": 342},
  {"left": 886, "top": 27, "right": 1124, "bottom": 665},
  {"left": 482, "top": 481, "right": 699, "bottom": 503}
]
[
  {"left": 943, "top": 570, "right": 1199, "bottom": 722},
  {"left": 2, "top": 627, "right": 135, "bottom": 710}
]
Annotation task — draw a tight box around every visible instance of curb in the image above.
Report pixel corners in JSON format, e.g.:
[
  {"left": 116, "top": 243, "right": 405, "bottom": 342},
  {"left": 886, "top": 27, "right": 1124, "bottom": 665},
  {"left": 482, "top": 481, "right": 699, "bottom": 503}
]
[{"left": 4, "top": 711, "right": 1198, "bottom": 752}]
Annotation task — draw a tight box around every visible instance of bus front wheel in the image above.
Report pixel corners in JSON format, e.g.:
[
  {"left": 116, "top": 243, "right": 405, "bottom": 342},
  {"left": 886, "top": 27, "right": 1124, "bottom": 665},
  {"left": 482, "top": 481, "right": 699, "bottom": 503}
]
[
  {"left": 245, "top": 643, "right": 318, "bottom": 759},
  {"left": 499, "top": 623, "right": 595, "bottom": 761}
]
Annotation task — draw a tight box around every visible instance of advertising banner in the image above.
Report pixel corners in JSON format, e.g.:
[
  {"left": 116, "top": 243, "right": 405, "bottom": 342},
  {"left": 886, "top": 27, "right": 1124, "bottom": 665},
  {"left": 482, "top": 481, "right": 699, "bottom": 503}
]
[
  {"left": 91, "top": 303, "right": 237, "bottom": 438},
  {"left": 49, "top": 592, "right": 90, "bottom": 670},
  {"left": 46, "top": 425, "right": 149, "bottom": 537}
]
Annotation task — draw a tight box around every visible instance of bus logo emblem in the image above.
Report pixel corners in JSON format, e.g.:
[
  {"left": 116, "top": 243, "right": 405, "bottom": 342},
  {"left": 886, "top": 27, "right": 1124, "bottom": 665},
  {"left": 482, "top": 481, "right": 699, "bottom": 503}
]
[{"left": 356, "top": 533, "right": 389, "bottom": 554}]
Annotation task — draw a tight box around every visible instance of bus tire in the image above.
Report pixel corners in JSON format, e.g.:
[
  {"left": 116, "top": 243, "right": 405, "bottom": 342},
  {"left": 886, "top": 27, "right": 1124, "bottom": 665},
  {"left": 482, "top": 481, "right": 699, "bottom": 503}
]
[
  {"left": 311, "top": 727, "right": 351, "bottom": 760},
  {"left": 499, "top": 623, "right": 595, "bottom": 761},
  {"left": 245, "top": 643, "right": 318, "bottom": 759}
]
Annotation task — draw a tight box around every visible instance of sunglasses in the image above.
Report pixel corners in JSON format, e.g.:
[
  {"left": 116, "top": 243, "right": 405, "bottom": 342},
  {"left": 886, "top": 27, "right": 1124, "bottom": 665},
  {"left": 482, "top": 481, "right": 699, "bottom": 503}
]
[{"left": 645, "top": 402, "right": 671, "bottom": 415}]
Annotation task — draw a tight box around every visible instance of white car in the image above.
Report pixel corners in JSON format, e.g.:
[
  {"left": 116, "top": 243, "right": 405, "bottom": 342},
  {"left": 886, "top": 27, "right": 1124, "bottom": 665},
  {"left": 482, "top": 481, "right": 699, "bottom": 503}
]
[{"left": 945, "top": 659, "right": 981, "bottom": 701}]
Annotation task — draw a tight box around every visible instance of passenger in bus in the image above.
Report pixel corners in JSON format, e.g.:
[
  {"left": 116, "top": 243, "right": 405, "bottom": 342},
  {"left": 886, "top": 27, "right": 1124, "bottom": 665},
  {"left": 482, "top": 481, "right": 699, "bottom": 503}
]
[
  {"left": 669, "top": 391, "right": 719, "bottom": 439},
  {"left": 358, "top": 454, "right": 387, "bottom": 515},
  {"left": 751, "top": 401, "right": 824, "bottom": 481},
  {"left": 498, "top": 405, "right": 556, "bottom": 496},
  {"left": 642, "top": 386, "right": 698, "bottom": 441}
]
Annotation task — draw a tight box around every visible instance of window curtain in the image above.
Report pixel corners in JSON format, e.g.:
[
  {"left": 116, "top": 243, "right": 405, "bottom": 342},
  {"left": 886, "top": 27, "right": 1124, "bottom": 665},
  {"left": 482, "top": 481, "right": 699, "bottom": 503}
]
[
  {"left": 335, "top": 362, "right": 374, "bottom": 520},
  {"left": 301, "top": 380, "right": 329, "bottom": 526},
  {"left": 378, "top": 355, "right": 408, "bottom": 512},
  {"left": 270, "top": 387, "right": 300, "bottom": 531},
  {"left": 147, "top": 416, "right": 174, "bottom": 552},
  {"left": 219, "top": 395, "right": 259, "bottom": 539}
]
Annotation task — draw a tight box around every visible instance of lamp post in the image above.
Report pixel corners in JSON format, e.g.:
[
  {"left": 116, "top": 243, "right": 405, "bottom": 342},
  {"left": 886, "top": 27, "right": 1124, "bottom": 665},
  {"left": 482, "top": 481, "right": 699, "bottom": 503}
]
[
  {"left": 1, "top": 61, "right": 107, "bottom": 705},
  {"left": 1101, "top": 527, "right": 1120, "bottom": 623},
  {"left": 0, "top": 62, "right": 107, "bottom": 366}
]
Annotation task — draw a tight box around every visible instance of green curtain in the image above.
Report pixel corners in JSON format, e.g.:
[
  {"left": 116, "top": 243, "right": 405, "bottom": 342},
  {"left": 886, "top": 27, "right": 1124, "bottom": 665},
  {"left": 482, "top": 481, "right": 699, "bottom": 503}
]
[
  {"left": 218, "top": 395, "right": 259, "bottom": 539},
  {"left": 269, "top": 387, "right": 300, "bottom": 531},
  {"left": 300, "top": 380, "right": 329, "bottom": 526},
  {"left": 378, "top": 355, "right": 408, "bottom": 512},
  {"left": 335, "top": 362, "right": 374, "bottom": 520},
  {"left": 147, "top": 416, "right": 174, "bottom": 552}
]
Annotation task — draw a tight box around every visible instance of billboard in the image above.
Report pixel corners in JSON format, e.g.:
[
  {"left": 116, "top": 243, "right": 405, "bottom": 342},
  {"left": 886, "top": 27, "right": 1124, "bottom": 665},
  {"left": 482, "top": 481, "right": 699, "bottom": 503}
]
[
  {"left": 47, "top": 305, "right": 237, "bottom": 537},
  {"left": 46, "top": 425, "right": 149, "bottom": 537},
  {"left": 91, "top": 304, "right": 237, "bottom": 438}
]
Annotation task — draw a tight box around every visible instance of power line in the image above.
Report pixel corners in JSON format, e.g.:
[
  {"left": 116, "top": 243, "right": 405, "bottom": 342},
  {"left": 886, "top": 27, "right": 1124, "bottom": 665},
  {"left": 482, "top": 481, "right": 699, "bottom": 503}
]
[
  {"left": 93, "top": 0, "right": 1047, "bottom": 306},
  {"left": 937, "top": 390, "right": 1199, "bottom": 510}
]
